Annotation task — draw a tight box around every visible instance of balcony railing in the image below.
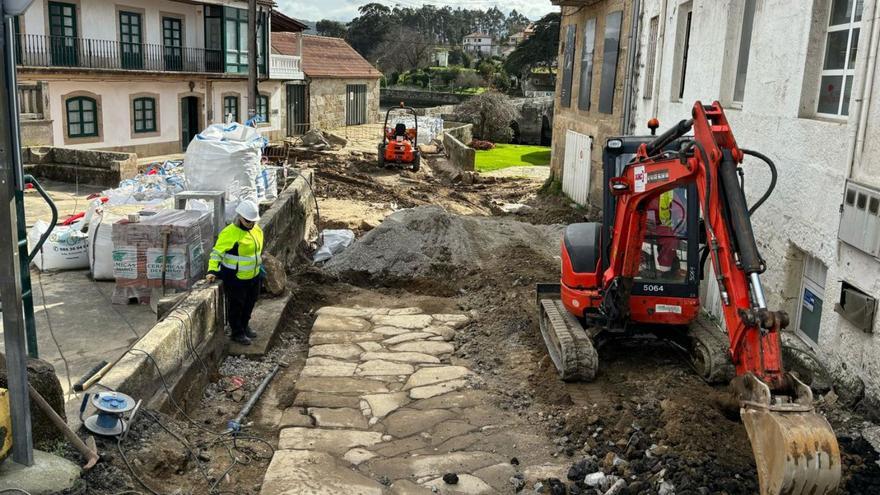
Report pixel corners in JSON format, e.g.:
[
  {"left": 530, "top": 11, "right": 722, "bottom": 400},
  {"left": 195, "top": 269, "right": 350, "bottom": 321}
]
[
  {"left": 269, "top": 54, "right": 303, "bottom": 80},
  {"left": 15, "top": 34, "right": 223, "bottom": 73}
]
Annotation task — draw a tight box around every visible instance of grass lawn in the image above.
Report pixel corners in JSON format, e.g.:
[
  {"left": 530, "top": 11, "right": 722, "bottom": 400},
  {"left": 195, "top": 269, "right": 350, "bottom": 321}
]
[{"left": 474, "top": 144, "right": 552, "bottom": 172}]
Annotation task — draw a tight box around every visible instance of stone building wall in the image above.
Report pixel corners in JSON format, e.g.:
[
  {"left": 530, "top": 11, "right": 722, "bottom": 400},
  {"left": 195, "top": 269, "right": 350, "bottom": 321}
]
[
  {"left": 309, "top": 78, "right": 381, "bottom": 131},
  {"left": 550, "top": 0, "right": 633, "bottom": 205}
]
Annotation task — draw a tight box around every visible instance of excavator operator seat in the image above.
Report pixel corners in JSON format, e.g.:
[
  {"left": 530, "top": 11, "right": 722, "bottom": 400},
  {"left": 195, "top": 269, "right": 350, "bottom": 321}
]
[
  {"left": 394, "top": 123, "right": 408, "bottom": 138},
  {"left": 563, "top": 223, "right": 601, "bottom": 274}
]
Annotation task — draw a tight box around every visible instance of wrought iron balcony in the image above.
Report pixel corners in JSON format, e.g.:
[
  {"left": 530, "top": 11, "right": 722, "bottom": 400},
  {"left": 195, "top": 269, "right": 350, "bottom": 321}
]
[{"left": 14, "top": 34, "right": 224, "bottom": 73}]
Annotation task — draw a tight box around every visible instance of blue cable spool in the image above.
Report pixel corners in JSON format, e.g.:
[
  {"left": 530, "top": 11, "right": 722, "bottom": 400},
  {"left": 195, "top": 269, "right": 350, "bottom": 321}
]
[{"left": 83, "top": 392, "right": 137, "bottom": 436}]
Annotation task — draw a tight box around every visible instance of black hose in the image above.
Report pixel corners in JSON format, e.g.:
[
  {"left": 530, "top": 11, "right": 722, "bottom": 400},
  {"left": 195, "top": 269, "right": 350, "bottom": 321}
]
[{"left": 741, "top": 148, "right": 777, "bottom": 216}]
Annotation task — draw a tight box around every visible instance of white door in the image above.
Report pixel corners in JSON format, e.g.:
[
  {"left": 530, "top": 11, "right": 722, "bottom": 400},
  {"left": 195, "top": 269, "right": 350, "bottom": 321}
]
[{"left": 562, "top": 130, "right": 591, "bottom": 206}]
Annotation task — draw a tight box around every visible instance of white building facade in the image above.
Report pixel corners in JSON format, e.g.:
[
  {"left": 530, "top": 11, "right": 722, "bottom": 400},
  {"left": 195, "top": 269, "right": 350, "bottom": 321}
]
[
  {"left": 632, "top": 0, "right": 880, "bottom": 406},
  {"left": 14, "top": 0, "right": 304, "bottom": 156},
  {"left": 463, "top": 32, "right": 498, "bottom": 57}
]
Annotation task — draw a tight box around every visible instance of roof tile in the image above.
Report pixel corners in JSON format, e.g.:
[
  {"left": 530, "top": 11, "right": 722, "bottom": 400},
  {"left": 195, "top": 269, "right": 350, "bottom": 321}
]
[{"left": 271, "top": 33, "right": 381, "bottom": 79}]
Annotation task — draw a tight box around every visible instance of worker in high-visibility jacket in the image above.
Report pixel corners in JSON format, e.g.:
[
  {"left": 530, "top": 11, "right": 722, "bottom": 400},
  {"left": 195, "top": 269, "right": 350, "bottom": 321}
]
[
  {"left": 206, "top": 200, "right": 264, "bottom": 345},
  {"left": 648, "top": 190, "right": 680, "bottom": 277}
]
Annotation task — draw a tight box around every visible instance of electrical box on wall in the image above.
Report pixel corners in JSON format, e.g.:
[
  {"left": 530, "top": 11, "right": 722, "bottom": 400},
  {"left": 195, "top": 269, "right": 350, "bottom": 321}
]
[
  {"left": 838, "top": 180, "right": 880, "bottom": 257},
  {"left": 834, "top": 281, "right": 876, "bottom": 333}
]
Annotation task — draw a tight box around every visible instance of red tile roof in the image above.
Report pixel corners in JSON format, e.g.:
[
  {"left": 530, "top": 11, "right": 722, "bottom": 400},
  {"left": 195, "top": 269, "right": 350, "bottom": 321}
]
[{"left": 272, "top": 33, "right": 381, "bottom": 79}]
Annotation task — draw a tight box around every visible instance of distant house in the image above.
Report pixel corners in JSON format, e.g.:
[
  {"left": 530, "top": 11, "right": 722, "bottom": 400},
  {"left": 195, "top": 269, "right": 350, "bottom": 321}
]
[
  {"left": 503, "top": 24, "right": 535, "bottom": 56},
  {"left": 434, "top": 48, "right": 449, "bottom": 68},
  {"left": 463, "top": 32, "right": 498, "bottom": 57},
  {"left": 271, "top": 33, "right": 382, "bottom": 132}
]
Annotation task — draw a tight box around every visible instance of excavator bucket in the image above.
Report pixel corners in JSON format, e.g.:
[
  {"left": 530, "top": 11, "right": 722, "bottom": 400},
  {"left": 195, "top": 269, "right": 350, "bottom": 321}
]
[{"left": 737, "top": 374, "right": 841, "bottom": 495}]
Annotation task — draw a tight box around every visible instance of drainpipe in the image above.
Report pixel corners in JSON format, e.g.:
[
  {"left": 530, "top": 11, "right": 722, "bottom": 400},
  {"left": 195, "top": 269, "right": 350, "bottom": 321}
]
[
  {"left": 651, "top": 0, "right": 669, "bottom": 118},
  {"left": 622, "top": 0, "right": 642, "bottom": 134},
  {"left": 848, "top": 0, "right": 880, "bottom": 179}
]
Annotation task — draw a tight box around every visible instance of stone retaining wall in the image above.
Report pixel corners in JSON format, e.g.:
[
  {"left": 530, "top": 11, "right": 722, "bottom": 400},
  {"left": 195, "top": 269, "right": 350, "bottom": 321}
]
[
  {"left": 23, "top": 146, "right": 138, "bottom": 187},
  {"left": 442, "top": 123, "right": 475, "bottom": 172},
  {"left": 101, "top": 169, "right": 317, "bottom": 408}
]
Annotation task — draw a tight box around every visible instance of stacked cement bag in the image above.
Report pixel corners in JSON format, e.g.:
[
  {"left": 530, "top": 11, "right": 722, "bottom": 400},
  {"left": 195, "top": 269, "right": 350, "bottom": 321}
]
[
  {"left": 184, "top": 123, "right": 266, "bottom": 221},
  {"left": 110, "top": 209, "right": 213, "bottom": 304}
]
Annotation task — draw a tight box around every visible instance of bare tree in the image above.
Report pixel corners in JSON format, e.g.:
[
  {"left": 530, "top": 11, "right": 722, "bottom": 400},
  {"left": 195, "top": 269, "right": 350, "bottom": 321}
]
[
  {"left": 370, "top": 28, "right": 435, "bottom": 74},
  {"left": 454, "top": 91, "right": 520, "bottom": 142}
]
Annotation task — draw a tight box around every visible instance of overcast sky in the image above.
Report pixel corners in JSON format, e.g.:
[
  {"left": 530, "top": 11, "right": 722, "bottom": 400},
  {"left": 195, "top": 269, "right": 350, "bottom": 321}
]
[{"left": 276, "top": 0, "right": 556, "bottom": 23}]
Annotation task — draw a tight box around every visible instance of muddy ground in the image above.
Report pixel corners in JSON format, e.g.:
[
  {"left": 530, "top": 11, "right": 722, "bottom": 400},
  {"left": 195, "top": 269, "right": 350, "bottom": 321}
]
[{"left": 67, "top": 150, "right": 880, "bottom": 494}]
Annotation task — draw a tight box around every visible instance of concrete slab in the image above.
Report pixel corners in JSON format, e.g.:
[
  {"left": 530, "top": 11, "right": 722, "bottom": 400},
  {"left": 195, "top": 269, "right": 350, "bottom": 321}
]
[
  {"left": 361, "top": 352, "right": 440, "bottom": 364},
  {"left": 0, "top": 449, "right": 81, "bottom": 495},
  {"left": 390, "top": 479, "right": 435, "bottom": 494},
  {"left": 293, "top": 392, "right": 361, "bottom": 409},
  {"left": 310, "top": 343, "right": 365, "bottom": 360},
  {"left": 228, "top": 291, "right": 292, "bottom": 357},
  {"left": 260, "top": 449, "right": 384, "bottom": 495},
  {"left": 356, "top": 360, "right": 415, "bottom": 376},
  {"left": 423, "top": 474, "right": 494, "bottom": 494},
  {"left": 343, "top": 447, "right": 377, "bottom": 465},
  {"left": 409, "top": 379, "right": 469, "bottom": 399},
  {"left": 278, "top": 427, "right": 384, "bottom": 453},
  {"left": 362, "top": 392, "right": 410, "bottom": 419},
  {"left": 359, "top": 341, "right": 385, "bottom": 352},
  {"left": 382, "top": 332, "right": 434, "bottom": 345},
  {"left": 404, "top": 366, "right": 471, "bottom": 390},
  {"left": 471, "top": 463, "right": 518, "bottom": 492},
  {"left": 390, "top": 341, "right": 455, "bottom": 356},
  {"left": 431, "top": 314, "right": 470, "bottom": 328},
  {"left": 309, "top": 407, "right": 369, "bottom": 429},
  {"left": 423, "top": 325, "right": 456, "bottom": 341},
  {"left": 410, "top": 390, "right": 487, "bottom": 410},
  {"left": 309, "top": 332, "right": 384, "bottom": 345},
  {"left": 311, "top": 314, "right": 372, "bottom": 333},
  {"left": 388, "top": 307, "right": 423, "bottom": 315},
  {"left": 383, "top": 408, "right": 456, "bottom": 438},
  {"left": 373, "top": 315, "right": 434, "bottom": 329},
  {"left": 279, "top": 408, "right": 314, "bottom": 428},
  {"left": 301, "top": 357, "right": 358, "bottom": 377},
  {"left": 295, "top": 377, "right": 390, "bottom": 394},
  {"left": 365, "top": 451, "right": 503, "bottom": 479},
  {"left": 374, "top": 326, "right": 412, "bottom": 336},
  {"left": 316, "top": 306, "right": 374, "bottom": 318}
]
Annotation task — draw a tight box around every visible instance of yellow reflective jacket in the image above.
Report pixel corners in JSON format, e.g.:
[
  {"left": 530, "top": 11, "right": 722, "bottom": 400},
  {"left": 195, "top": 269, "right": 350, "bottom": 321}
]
[
  {"left": 658, "top": 190, "right": 674, "bottom": 227},
  {"left": 208, "top": 223, "right": 264, "bottom": 281}
]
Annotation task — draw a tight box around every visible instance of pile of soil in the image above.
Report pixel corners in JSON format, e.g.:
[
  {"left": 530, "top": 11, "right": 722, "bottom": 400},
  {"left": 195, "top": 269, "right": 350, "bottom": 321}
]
[{"left": 324, "top": 205, "right": 562, "bottom": 290}]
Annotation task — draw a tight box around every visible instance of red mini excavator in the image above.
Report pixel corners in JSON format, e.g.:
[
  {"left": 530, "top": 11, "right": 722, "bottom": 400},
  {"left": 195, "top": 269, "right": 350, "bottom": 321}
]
[{"left": 537, "top": 102, "right": 840, "bottom": 495}]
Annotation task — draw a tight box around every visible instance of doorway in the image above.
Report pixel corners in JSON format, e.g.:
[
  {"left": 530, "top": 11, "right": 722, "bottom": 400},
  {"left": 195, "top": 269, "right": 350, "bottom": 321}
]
[
  {"left": 287, "top": 84, "right": 308, "bottom": 136},
  {"left": 180, "top": 96, "right": 200, "bottom": 151},
  {"left": 345, "top": 84, "right": 367, "bottom": 126}
]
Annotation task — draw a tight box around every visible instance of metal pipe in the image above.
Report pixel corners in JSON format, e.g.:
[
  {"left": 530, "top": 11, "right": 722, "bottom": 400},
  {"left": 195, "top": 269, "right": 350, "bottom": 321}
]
[
  {"left": 0, "top": 7, "right": 34, "bottom": 466},
  {"left": 852, "top": 0, "right": 880, "bottom": 176},
  {"left": 247, "top": 0, "right": 257, "bottom": 120},
  {"left": 750, "top": 273, "right": 767, "bottom": 309},
  {"left": 621, "top": 0, "right": 642, "bottom": 134},
  {"left": 226, "top": 363, "right": 280, "bottom": 432}
]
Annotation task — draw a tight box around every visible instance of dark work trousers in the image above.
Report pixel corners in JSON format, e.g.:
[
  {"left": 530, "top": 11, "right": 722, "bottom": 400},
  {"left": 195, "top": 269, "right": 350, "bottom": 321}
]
[{"left": 224, "top": 276, "right": 261, "bottom": 338}]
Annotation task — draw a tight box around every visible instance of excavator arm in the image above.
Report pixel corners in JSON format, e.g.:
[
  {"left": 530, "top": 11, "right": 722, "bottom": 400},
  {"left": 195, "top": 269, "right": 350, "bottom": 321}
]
[{"left": 603, "top": 102, "right": 840, "bottom": 494}]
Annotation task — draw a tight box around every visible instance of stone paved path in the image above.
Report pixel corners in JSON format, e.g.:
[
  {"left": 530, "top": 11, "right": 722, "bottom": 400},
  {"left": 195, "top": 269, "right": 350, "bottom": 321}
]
[{"left": 259, "top": 306, "right": 561, "bottom": 495}]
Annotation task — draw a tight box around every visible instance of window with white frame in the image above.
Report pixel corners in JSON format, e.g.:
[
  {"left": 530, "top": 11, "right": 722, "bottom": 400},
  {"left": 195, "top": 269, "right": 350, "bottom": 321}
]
[{"left": 817, "top": 0, "right": 863, "bottom": 116}]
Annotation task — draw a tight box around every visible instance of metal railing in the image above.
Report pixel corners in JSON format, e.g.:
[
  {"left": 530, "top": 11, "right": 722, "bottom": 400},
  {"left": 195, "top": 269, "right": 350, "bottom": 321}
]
[{"left": 15, "top": 34, "right": 223, "bottom": 73}]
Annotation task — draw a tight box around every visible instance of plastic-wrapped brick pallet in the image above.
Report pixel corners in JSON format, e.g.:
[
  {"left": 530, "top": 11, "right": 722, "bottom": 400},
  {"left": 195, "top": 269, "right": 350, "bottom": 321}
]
[
  {"left": 184, "top": 123, "right": 265, "bottom": 221},
  {"left": 110, "top": 209, "right": 213, "bottom": 304}
]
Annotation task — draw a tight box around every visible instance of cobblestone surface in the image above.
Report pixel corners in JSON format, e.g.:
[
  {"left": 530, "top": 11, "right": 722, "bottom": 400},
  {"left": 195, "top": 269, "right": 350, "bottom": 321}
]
[{"left": 260, "top": 306, "right": 558, "bottom": 495}]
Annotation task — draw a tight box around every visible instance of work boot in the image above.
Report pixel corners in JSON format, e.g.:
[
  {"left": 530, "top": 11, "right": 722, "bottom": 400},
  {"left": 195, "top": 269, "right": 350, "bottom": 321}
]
[
  {"left": 245, "top": 326, "right": 257, "bottom": 339},
  {"left": 231, "top": 334, "right": 252, "bottom": 346}
]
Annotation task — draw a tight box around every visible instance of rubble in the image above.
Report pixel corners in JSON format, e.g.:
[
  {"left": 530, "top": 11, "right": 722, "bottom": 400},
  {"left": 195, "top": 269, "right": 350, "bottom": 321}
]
[{"left": 325, "top": 205, "right": 562, "bottom": 285}]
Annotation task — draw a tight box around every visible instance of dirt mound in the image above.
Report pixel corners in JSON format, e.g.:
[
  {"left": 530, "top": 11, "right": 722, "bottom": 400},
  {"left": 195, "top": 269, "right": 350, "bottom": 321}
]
[{"left": 324, "top": 206, "right": 563, "bottom": 289}]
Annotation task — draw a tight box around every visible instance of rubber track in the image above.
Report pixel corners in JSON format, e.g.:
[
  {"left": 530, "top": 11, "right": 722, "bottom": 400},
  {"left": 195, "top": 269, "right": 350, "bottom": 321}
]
[
  {"left": 687, "top": 316, "right": 736, "bottom": 384},
  {"left": 539, "top": 299, "right": 598, "bottom": 381}
]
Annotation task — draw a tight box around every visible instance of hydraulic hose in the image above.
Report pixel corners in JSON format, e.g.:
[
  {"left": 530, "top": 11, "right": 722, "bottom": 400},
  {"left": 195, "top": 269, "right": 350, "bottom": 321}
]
[{"left": 741, "top": 149, "right": 777, "bottom": 216}]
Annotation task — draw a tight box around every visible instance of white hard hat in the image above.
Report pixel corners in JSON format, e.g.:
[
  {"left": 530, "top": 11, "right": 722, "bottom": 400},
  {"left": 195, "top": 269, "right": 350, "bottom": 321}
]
[{"left": 235, "top": 200, "right": 260, "bottom": 222}]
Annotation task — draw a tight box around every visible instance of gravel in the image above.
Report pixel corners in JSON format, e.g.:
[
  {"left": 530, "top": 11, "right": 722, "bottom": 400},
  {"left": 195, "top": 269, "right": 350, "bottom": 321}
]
[{"left": 324, "top": 206, "right": 563, "bottom": 285}]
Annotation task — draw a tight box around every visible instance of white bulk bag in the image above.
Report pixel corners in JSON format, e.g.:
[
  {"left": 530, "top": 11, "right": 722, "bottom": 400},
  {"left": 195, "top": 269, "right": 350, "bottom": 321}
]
[
  {"left": 28, "top": 220, "right": 89, "bottom": 271},
  {"left": 184, "top": 123, "right": 265, "bottom": 221}
]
